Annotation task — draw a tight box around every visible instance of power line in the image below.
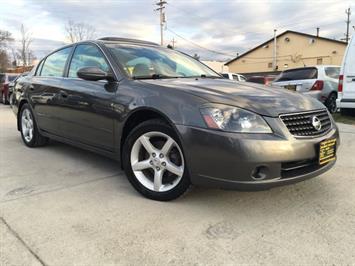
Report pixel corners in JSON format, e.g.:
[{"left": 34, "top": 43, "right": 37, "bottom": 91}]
[{"left": 166, "top": 27, "right": 236, "bottom": 57}]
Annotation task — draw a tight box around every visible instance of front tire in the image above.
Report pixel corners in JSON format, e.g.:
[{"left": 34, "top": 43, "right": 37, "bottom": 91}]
[
  {"left": 19, "top": 104, "right": 48, "bottom": 147},
  {"left": 122, "top": 119, "right": 191, "bottom": 201}
]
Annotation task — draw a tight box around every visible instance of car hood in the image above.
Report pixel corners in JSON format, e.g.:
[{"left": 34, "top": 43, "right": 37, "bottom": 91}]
[{"left": 139, "top": 78, "right": 324, "bottom": 117}]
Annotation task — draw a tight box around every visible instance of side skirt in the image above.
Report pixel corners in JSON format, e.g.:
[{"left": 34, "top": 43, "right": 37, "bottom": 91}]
[{"left": 41, "top": 131, "right": 120, "bottom": 162}]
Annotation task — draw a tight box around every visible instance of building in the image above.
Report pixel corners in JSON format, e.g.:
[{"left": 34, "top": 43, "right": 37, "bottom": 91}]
[
  {"left": 225, "top": 30, "right": 347, "bottom": 75},
  {"left": 202, "top": 60, "right": 229, "bottom": 73}
]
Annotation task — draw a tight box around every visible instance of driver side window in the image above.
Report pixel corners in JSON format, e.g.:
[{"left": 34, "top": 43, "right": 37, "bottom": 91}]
[{"left": 68, "top": 44, "right": 110, "bottom": 78}]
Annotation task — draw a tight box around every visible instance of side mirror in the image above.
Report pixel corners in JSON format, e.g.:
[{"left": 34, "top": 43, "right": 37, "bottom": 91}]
[{"left": 77, "top": 67, "right": 114, "bottom": 81}]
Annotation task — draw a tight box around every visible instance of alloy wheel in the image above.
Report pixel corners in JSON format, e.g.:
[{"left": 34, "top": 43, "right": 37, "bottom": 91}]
[
  {"left": 130, "top": 131, "right": 184, "bottom": 192},
  {"left": 21, "top": 109, "right": 34, "bottom": 142}
]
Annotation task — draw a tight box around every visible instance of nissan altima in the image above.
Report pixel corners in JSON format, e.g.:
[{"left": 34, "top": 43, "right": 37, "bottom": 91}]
[{"left": 12, "top": 37, "right": 339, "bottom": 201}]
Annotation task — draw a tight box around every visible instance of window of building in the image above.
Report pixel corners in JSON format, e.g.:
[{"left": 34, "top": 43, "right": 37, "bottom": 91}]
[
  {"left": 268, "top": 62, "right": 273, "bottom": 68},
  {"left": 40, "top": 47, "right": 72, "bottom": 77},
  {"left": 316, "top": 58, "right": 323, "bottom": 65},
  {"left": 68, "top": 44, "right": 110, "bottom": 78}
]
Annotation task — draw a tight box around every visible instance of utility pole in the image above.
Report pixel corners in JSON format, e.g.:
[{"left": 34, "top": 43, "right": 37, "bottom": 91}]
[
  {"left": 171, "top": 38, "right": 176, "bottom": 48},
  {"left": 273, "top": 29, "right": 277, "bottom": 71},
  {"left": 345, "top": 7, "right": 351, "bottom": 44},
  {"left": 155, "top": 0, "right": 167, "bottom": 46}
]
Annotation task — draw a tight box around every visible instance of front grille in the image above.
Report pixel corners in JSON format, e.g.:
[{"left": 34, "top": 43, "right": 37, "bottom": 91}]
[{"left": 280, "top": 109, "right": 331, "bottom": 137}]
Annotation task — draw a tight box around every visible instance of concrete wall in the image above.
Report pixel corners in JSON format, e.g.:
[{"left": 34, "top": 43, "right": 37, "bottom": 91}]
[{"left": 227, "top": 32, "right": 347, "bottom": 74}]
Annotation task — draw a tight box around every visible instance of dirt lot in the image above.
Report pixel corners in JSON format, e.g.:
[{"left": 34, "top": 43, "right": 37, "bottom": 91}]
[{"left": 1, "top": 104, "right": 355, "bottom": 266}]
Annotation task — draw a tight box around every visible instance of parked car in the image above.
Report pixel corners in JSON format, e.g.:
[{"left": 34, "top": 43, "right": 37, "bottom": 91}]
[
  {"left": 8, "top": 72, "right": 29, "bottom": 105},
  {"left": 272, "top": 66, "right": 340, "bottom": 113},
  {"left": 247, "top": 75, "right": 275, "bottom": 85},
  {"left": 0, "top": 73, "right": 18, "bottom": 104},
  {"left": 13, "top": 37, "right": 339, "bottom": 201},
  {"left": 336, "top": 36, "right": 355, "bottom": 115},
  {"left": 221, "top": 72, "right": 246, "bottom": 81}
]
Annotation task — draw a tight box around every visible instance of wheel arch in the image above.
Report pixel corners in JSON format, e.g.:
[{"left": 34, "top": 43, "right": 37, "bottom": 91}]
[
  {"left": 17, "top": 99, "right": 28, "bottom": 131},
  {"left": 119, "top": 107, "right": 183, "bottom": 167}
]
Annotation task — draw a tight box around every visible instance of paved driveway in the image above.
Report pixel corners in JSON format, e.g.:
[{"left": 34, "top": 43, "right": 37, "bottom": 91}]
[{"left": 1, "top": 105, "right": 354, "bottom": 265}]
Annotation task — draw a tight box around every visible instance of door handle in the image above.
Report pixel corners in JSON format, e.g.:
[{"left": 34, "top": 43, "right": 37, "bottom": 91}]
[{"left": 59, "top": 90, "right": 68, "bottom": 98}]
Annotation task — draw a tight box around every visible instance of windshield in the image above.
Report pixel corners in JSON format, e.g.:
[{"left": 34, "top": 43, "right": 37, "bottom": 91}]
[
  {"left": 107, "top": 43, "right": 219, "bottom": 79},
  {"left": 274, "top": 67, "right": 318, "bottom": 82}
]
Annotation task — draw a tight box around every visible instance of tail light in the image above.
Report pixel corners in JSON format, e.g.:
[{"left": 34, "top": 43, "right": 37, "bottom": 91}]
[
  {"left": 310, "top": 80, "right": 324, "bottom": 91},
  {"left": 3, "top": 83, "right": 9, "bottom": 93},
  {"left": 338, "top": 75, "right": 343, "bottom": 92}
]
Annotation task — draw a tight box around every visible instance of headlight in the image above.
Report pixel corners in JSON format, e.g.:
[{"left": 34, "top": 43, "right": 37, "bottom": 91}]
[{"left": 200, "top": 105, "right": 272, "bottom": 133}]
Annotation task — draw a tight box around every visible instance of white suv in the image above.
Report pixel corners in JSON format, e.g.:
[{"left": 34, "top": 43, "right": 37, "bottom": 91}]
[{"left": 272, "top": 65, "right": 340, "bottom": 113}]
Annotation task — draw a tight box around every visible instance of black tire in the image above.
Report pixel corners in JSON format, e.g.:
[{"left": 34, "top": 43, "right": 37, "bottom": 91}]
[
  {"left": 19, "top": 103, "right": 48, "bottom": 147},
  {"left": 122, "top": 119, "right": 191, "bottom": 201},
  {"left": 325, "top": 93, "right": 337, "bottom": 113}
]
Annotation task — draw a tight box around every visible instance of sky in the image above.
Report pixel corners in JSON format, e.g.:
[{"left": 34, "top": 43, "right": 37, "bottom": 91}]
[{"left": 0, "top": 0, "right": 354, "bottom": 62}]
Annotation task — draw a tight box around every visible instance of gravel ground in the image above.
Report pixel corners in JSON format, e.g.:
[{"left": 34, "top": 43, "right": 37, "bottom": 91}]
[{"left": 1, "top": 105, "right": 354, "bottom": 266}]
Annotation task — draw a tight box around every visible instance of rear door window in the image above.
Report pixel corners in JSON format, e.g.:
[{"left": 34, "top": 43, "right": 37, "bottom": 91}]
[
  {"left": 8, "top": 75, "right": 17, "bottom": 82},
  {"left": 40, "top": 47, "right": 72, "bottom": 77},
  {"left": 324, "top": 67, "right": 340, "bottom": 79},
  {"left": 274, "top": 68, "right": 318, "bottom": 82}
]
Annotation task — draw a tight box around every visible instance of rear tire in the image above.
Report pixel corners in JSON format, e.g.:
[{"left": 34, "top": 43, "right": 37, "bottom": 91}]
[
  {"left": 325, "top": 93, "right": 337, "bottom": 113},
  {"left": 122, "top": 119, "right": 191, "bottom": 201},
  {"left": 19, "top": 104, "right": 48, "bottom": 147}
]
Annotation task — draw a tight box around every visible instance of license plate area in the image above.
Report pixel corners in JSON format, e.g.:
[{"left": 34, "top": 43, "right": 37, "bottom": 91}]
[
  {"left": 284, "top": 85, "right": 296, "bottom": 91},
  {"left": 319, "top": 138, "right": 336, "bottom": 165}
]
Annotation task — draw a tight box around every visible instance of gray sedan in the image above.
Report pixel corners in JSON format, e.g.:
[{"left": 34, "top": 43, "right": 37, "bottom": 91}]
[{"left": 12, "top": 38, "right": 339, "bottom": 201}]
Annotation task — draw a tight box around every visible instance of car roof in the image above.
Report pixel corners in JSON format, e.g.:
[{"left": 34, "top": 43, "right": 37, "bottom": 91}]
[{"left": 96, "top": 37, "right": 159, "bottom": 46}]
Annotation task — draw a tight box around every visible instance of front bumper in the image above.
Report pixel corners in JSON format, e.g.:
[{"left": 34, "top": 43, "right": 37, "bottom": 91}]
[{"left": 176, "top": 119, "right": 339, "bottom": 190}]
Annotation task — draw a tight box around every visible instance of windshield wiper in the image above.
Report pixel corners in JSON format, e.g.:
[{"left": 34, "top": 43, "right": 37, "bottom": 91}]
[{"left": 132, "top": 74, "right": 181, "bottom": 80}]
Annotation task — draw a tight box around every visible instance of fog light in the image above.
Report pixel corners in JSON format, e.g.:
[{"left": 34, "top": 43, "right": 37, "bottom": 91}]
[{"left": 251, "top": 166, "right": 269, "bottom": 180}]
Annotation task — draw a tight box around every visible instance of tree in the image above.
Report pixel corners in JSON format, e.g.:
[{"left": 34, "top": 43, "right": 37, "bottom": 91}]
[
  {"left": 0, "top": 29, "right": 13, "bottom": 71},
  {"left": 0, "top": 30, "right": 13, "bottom": 45},
  {"left": 18, "top": 24, "right": 33, "bottom": 66},
  {"left": 0, "top": 50, "right": 9, "bottom": 72},
  {"left": 65, "top": 20, "right": 96, "bottom": 43}
]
